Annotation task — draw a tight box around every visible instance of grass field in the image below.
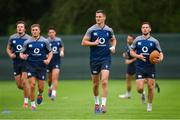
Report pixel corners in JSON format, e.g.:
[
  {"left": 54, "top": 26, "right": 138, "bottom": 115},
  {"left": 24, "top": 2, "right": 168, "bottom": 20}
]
[{"left": 0, "top": 79, "right": 180, "bottom": 119}]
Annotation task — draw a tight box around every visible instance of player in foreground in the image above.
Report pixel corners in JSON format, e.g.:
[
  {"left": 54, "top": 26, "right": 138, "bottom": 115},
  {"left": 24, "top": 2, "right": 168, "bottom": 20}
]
[
  {"left": 119, "top": 34, "right": 136, "bottom": 99},
  {"left": 6, "top": 21, "right": 30, "bottom": 108},
  {"left": 20, "top": 24, "right": 53, "bottom": 111},
  {"left": 47, "top": 26, "right": 64, "bottom": 100},
  {"left": 81, "top": 10, "right": 117, "bottom": 113},
  {"left": 130, "top": 22, "right": 164, "bottom": 111}
]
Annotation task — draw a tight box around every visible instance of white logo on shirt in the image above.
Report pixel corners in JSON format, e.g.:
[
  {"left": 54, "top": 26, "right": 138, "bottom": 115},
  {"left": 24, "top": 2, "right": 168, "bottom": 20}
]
[
  {"left": 29, "top": 44, "right": 32, "bottom": 47},
  {"left": 99, "top": 38, "right": 105, "bottom": 44},
  {"left": 13, "top": 40, "right": 16, "bottom": 44},
  {"left": 34, "top": 48, "right": 40, "bottom": 54},
  {"left": 138, "top": 42, "right": 141, "bottom": 45},
  {"left": 16, "top": 45, "right": 23, "bottom": 51},
  {"left": 142, "top": 46, "right": 148, "bottom": 53},
  {"left": 93, "top": 32, "right": 98, "bottom": 36}
]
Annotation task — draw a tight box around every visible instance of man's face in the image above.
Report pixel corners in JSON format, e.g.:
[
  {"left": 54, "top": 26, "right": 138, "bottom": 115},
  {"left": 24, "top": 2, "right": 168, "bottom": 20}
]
[
  {"left": 127, "top": 36, "right": 134, "bottom": 45},
  {"left": 31, "top": 27, "right": 40, "bottom": 38},
  {"left": 95, "top": 13, "right": 106, "bottom": 24},
  {"left": 17, "top": 23, "right": 25, "bottom": 34},
  {"left": 141, "top": 24, "right": 151, "bottom": 35},
  {"left": 48, "top": 29, "right": 56, "bottom": 39}
]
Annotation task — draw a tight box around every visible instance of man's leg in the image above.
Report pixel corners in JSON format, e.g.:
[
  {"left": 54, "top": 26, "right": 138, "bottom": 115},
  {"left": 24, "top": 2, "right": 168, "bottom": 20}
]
[
  {"left": 91, "top": 74, "right": 100, "bottom": 113},
  {"left": 147, "top": 78, "right": 155, "bottom": 112},
  {"left": 29, "top": 76, "right": 36, "bottom": 111},
  {"left": 51, "top": 69, "right": 60, "bottom": 100},
  {"left": 15, "top": 75, "right": 23, "bottom": 90},
  {"left": 37, "top": 79, "right": 45, "bottom": 105},
  {"left": 119, "top": 73, "right": 133, "bottom": 99},
  {"left": 48, "top": 72, "right": 52, "bottom": 97},
  {"left": 136, "top": 79, "right": 146, "bottom": 103},
  {"left": 101, "top": 69, "right": 109, "bottom": 113},
  {"left": 21, "top": 72, "right": 29, "bottom": 108}
]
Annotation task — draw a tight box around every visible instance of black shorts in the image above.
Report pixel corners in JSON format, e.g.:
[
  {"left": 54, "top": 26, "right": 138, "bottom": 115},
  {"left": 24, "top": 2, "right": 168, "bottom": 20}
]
[
  {"left": 127, "top": 63, "right": 136, "bottom": 75},
  {"left": 26, "top": 61, "right": 46, "bottom": 80},
  {"left": 90, "top": 60, "right": 111, "bottom": 75},
  {"left": 13, "top": 60, "right": 27, "bottom": 76},
  {"left": 136, "top": 67, "right": 156, "bottom": 79}
]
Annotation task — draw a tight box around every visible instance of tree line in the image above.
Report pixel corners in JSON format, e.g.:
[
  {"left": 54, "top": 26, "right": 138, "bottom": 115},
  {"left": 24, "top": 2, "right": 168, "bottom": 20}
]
[{"left": 0, "top": 0, "right": 179, "bottom": 35}]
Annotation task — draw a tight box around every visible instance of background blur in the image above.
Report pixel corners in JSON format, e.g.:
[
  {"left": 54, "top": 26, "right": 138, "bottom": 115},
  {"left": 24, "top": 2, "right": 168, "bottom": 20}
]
[{"left": 0, "top": 0, "right": 180, "bottom": 80}]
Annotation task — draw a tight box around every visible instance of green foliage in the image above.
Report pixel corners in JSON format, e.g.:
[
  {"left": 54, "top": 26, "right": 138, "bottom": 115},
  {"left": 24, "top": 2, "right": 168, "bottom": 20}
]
[{"left": 0, "top": 0, "right": 180, "bottom": 35}]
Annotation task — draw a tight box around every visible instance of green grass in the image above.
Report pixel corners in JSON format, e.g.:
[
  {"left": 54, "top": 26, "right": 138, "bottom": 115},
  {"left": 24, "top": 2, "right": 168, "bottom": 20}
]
[{"left": 0, "top": 79, "right": 180, "bottom": 119}]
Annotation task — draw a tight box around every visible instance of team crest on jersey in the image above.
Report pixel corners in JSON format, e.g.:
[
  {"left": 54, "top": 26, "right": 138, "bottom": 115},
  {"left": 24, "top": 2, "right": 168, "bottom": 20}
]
[
  {"left": 49, "top": 43, "right": 52, "bottom": 46},
  {"left": 42, "top": 75, "right": 45, "bottom": 80},
  {"left": 57, "top": 42, "right": 60, "bottom": 45},
  {"left": 28, "top": 72, "right": 32, "bottom": 76},
  {"left": 150, "top": 43, "right": 153, "bottom": 46},
  {"left": 138, "top": 42, "right": 141, "bottom": 45},
  {"left": 12, "top": 40, "right": 16, "bottom": 44},
  {"left": 41, "top": 44, "right": 44, "bottom": 47},
  {"left": 93, "top": 71, "right": 97, "bottom": 74},
  {"left": 93, "top": 32, "right": 98, "bottom": 36},
  {"left": 138, "top": 75, "right": 142, "bottom": 78},
  {"left": 29, "top": 44, "right": 32, "bottom": 47},
  {"left": 106, "top": 32, "right": 109, "bottom": 37},
  {"left": 105, "top": 65, "right": 108, "bottom": 69}
]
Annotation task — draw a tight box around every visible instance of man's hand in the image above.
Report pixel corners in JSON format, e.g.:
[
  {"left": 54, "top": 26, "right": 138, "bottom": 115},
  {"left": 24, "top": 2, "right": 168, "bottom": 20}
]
[
  {"left": 138, "top": 53, "right": 146, "bottom": 62},
  {"left": 109, "top": 46, "right": 116, "bottom": 54},
  {"left": 10, "top": 53, "right": 16, "bottom": 59},
  {"left": 20, "top": 53, "right": 28, "bottom": 60},
  {"left": 43, "top": 59, "right": 50, "bottom": 65}
]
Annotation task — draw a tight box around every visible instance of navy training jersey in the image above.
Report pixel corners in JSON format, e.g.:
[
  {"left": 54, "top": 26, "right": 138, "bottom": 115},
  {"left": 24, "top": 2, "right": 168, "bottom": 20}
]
[
  {"left": 124, "top": 45, "right": 134, "bottom": 60},
  {"left": 85, "top": 24, "right": 115, "bottom": 62},
  {"left": 130, "top": 35, "right": 162, "bottom": 70},
  {"left": 47, "top": 37, "right": 63, "bottom": 63},
  {"left": 8, "top": 33, "right": 30, "bottom": 62},
  {"left": 21, "top": 36, "right": 51, "bottom": 62}
]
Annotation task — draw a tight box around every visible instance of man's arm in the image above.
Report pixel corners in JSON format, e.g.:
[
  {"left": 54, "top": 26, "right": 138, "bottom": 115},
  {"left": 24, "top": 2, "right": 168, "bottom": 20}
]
[
  {"left": 6, "top": 44, "right": 16, "bottom": 59},
  {"left": 130, "top": 50, "right": 146, "bottom": 62},
  {"left": 125, "top": 58, "right": 136, "bottom": 64},
  {"left": 81, "top": 35, "right": 99, "bottom": 46},
  {"left": 109, "top": 36, "right": 117, "bottom": 54},
  {"left": 60, "top": 46, "right": 64, "bottom": 57},
  {"left": 44, "top": 51, "right": 53, "bottom": 65}
]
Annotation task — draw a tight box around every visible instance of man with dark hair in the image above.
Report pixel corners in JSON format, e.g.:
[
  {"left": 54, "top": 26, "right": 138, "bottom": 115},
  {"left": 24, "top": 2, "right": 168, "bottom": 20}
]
[
  {"left": 6, "top": 20, "right": 30, "bottom": 108},
  {"left": 119, "top": 34, "right": 136, "bottom": 99},
  {"left": 47, "top": 26, "right": 64, "bottom": 100},
  {"left": 20, "top": 24, "right": 53, "bottom": 111},
  {"left": 82, "top": 10, "right": 117, "bottom": 113},
  {"left": 130, "top": 22, "right": 164, "bottom": 111}
]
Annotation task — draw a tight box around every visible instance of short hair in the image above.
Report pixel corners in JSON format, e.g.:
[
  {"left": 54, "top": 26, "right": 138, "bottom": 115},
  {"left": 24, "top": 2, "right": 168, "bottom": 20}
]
[
  {"left": 48, "top": 26, "right": 56, "bottom": 31},
  {"left": 128, "top": 34, "right": 135, "bottom": 39},
  {"left": 141, "top": 22, "right": 151, "bottom": 28},
  {"left": 31, "top": 24, "right": 40, "bottom": 29},
  {"left": 96, "top": 9, "right": 106, "bottom": 16},
  {"left": 16, "top": 20, "right": 26, "bottom": 27}
]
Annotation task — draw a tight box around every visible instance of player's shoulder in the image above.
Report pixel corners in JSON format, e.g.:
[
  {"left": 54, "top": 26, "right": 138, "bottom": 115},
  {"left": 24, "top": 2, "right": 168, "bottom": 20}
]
[
  {"left": 87, "top": 24, "right": 97, "bottom": 31},
  {"left": 149, "top": 36, "right": 159, "bottom": 42},
  {"left": 9, "top": 33, "right": 18, "bottom": 39},
  {"left": 104, "top": 25, "right": 113, "bottom": 31},
  {"left": 23, "top": 34, "right": 31, "bottom": 39},
  {"left": 55, "top": 37, "right": 62, "bottom": 42},
  {"left": 40, "top": 36, "right": 48, "bottom": 41}
]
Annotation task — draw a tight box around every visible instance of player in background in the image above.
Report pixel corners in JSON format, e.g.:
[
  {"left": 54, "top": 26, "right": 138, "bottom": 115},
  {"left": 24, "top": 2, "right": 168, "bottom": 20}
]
[
  {"left": 130, "top": 22, "right": 164, "bottom": 112},
  {"left": 81, "top": 10, "right": 117, "bottom": 113},
  {"left": 6, "top": 21, "right": 30, "bottom": 108},
  {"left": 119, "top": 34, "right": 136, "bottom": 99},
  {"left": 20, "top": 24, "right": 53, "bottom": 111},
  {"left": 47, "top": 26, "right": 64, "bottom": 100}
]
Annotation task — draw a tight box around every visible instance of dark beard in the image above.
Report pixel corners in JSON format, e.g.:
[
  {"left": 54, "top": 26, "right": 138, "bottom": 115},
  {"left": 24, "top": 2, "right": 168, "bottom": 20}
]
[{"left": 143, "top": 33, "right": 149, "bottom": 36}]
